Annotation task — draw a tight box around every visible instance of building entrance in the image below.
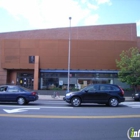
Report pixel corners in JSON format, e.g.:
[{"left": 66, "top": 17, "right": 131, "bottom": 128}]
[{"left": 17, "top": 73, "right": 34, "bottom": 89}]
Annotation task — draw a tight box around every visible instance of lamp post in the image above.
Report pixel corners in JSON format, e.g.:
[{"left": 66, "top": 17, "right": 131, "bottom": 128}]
[{"left": 67, "top": 17, "right": 72, "bottom": 93}]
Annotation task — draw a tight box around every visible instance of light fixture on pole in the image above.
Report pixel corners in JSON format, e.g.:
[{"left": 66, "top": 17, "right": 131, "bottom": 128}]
[{"left": 67, "top": 17, "right": 72, "bottom": 93}]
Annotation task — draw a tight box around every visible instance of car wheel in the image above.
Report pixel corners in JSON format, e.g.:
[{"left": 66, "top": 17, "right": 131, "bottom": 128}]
[
  {"left": 71, "top": 97, "right": 81, "bottom": 107},
  {"left": 109, "top": 97, "right": 118, "bottom": 107},
  {"left": 17, "top": 97, "right": 26, "bottom": 105}
]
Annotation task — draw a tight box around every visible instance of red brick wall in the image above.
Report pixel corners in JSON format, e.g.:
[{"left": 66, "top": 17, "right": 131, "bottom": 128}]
[
  {"left": 0, "top": 23, "right": 137, "bottom": 41},
  {"left": 137, "top": 37, "right": 140, "bottom": 49},
  {"left": 1, "top": 39, "right": 137, "bottom": 70},
  {"left": 0, "top": 40, "right": 7, "bottom": 84}
]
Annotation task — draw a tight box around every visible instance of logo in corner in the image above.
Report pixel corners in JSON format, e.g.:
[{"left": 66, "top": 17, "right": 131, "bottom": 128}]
[{"left": 127, "top": 127, "right": 140, "bottom": 140}]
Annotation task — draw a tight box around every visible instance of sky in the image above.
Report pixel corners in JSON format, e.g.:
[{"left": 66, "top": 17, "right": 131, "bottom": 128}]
[{"left": 0, "top": 0, "right": 140, "bottom": 36}]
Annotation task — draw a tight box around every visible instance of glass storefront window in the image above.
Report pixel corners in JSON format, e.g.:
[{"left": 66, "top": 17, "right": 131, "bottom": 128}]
[
  {"left": 59, "top": 73, "right": 67, "bottom": 77},
  {"left": 76, "top": 73, "right": 93, "bottom": 78},
  {"left": 40, "top": 77, "right": 59, "bottom": 90},
  {"left": 93, "top": 73, "right": 118, "bottom": 78},
  {"left": 39, "top": 71, "right": 118, "bottom": 90},
  {"left": 41, "top": 73, "right": 59, "bottom": 78}
]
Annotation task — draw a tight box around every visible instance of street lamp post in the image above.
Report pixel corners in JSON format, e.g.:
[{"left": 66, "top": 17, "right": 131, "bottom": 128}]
[{"left": 67, "top": 17, "right": 72, "bottom": 93}]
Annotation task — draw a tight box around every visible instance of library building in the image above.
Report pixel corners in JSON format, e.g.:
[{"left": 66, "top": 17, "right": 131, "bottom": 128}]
[{"left": 0, "top": 23, "right": 140, "bottom": 90}]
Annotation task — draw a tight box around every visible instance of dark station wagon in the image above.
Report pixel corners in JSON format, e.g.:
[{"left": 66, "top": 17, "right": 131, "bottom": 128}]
[{"left": 63, "top": 84, "right": 125, "bottom": 107}]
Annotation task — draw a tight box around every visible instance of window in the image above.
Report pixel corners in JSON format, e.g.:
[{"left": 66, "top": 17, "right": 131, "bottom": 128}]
[
  {"left": 0, "top": 86, "right": 7, "bottom": 92},
  {"left": 7, "top": 86, "right": 19, "bottom": 92},
  {"left": 84, "top": 85, "right": 98, "bottom": 92},
  {"left": 111, "top": 86, "right": 120, "bottom": 91},
  {"left": 59, "top": 73, "right": 67, "bottom": 77},
  {"left": 93, "top": 85, "right": 99, "bottom": 91},
  {"left": 100, "top": 85, "right": 111, "bottom": 91},
  {"left": 84, "top": 85, "right": 94, "bottom": 92},
  {"left": 29, "top": 56, "right": 35, "bottom": 63},
  {"left": 76, "top": 73, "right": 93, "bottom": 78},
  {"left": 41, "top": 73, "right": 59, "bottom": 78}
]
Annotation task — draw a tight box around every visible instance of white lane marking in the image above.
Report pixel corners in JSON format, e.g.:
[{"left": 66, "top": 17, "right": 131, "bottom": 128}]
[
  {"left": 3, "top": 106, "right": 73, "bottom": 113},
  {"left": 0, "top": 105, "right": 73, "bottom": 108},
  {"left": 120, "top": 102, "right": 140, "bottom": 108},
  {"left": 3, "top": 108, "right": 40, "bottom": 113}
]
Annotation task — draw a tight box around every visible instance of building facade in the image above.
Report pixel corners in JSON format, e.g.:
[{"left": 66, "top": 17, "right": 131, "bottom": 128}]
[{"left": 0, "top": 23, "right": 140, "bottom": 90}]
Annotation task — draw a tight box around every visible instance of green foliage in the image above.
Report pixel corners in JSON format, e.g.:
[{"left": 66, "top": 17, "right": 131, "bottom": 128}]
[{"left": 116, "top": 47, "right": 140, "bottom": 88}]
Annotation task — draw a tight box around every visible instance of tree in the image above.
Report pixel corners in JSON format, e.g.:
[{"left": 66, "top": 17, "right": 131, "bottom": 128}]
[{"left": 116, "top": 47, "right": 140, "bottom": 92}]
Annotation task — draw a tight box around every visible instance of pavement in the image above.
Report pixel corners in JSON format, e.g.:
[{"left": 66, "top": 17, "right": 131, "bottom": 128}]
[
  {"left": 38, "top": 95, "right": 64, "bottom": 100},
  {"left": 37, "top": 90, "right": 134, "bottom": 101},
  {"left": 38, "top": 95, "right": 134, "bottom": 101}
]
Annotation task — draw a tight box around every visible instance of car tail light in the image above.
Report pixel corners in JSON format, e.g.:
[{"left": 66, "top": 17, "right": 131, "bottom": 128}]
[
  {"left": 119, "top": 86, "right": 124, "bottom": 96},
  {"left": 31, "top": 92, "right": 37, "bottom": 95}
]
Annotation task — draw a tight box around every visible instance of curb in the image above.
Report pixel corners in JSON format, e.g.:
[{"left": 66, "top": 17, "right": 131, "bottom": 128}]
[{"left": 38, "top": 95, "right": 134, "bottom": 101}]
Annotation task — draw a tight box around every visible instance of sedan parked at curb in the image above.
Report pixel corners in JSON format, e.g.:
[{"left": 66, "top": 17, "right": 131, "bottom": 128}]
[
  {"left": 0, "top": 85, "right": 39, "bottom": 105},
  {"left": 63, "top": 84, "right": 125, "bottom": 107}
]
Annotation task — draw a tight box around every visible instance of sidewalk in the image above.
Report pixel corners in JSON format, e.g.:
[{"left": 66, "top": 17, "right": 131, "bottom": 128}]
[
  {"left": 39, "top": 95, "right": 64, "bottom": 100},
  {"left": 38, "top": 95, "right": 133, "bottom": 101},
  {"left": 37, "top": 90, "right": 134, "bottom": 101}
]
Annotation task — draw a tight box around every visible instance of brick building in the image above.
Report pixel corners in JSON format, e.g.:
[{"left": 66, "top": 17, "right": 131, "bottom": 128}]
[{"left": 0, "top": 23, "right": 140, "bottom": 90}]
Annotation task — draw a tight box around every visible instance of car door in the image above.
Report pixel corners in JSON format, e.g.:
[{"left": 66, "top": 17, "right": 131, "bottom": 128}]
[
  {"left": 0, "top": 86, "right": 7, "bottom": 101},
  {"left": 97, "top": 85, "right": 111, "bottom": 102},
  {"left": 81, "top": 84, "right": 99, "bottom": 103}
]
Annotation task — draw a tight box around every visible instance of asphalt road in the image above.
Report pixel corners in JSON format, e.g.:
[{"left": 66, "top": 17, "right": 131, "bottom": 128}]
[{"left": 0, "top": 100, "right": 140, "bottom": 140}]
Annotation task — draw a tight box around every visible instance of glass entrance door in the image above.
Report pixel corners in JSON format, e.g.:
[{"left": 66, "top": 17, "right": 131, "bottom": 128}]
[{"left": 17, "top": 73, "right": 34, "bottom": 89}]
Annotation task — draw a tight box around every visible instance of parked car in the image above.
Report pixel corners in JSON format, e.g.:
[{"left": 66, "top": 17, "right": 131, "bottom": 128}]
[
  {"left": 132, "top": 92, "right": 140, "bottom": 101},
  {"left": 63, "top": 84, "right": 125, "bottom": 107},
  {"left": 0, "top": 85, "right": 39, "bottom": 105}
]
